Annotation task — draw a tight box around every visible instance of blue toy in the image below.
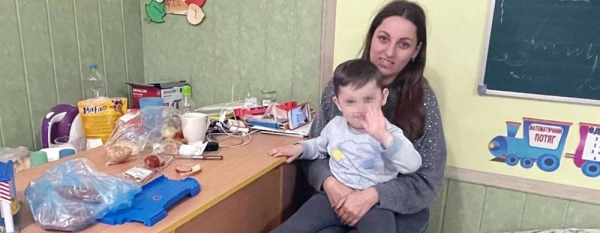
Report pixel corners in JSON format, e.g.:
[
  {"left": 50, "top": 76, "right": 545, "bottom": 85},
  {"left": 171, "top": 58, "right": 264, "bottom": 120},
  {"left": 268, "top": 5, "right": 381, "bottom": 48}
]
[
  {"left": 99, "top": 175, "right": 200, "bottom": 227},
  {"left": 488, "top": 118, "right": 572, "bottom": 172}
]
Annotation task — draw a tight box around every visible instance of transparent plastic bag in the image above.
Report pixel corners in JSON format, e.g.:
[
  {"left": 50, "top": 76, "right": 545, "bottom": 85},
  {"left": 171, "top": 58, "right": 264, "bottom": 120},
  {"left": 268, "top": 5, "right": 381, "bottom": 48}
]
[
  {"left": 151, "top": 138, "right": 183, "bottom": 155},
  {"left": 25, "top": 158, "right": 141, "bottom": 232},
  {"left": 139, "top": 106, "right": 183, "bottom": 144},
  {"left": 0, "top": 146, "right": 30, "bottom": 172},
  {"left": 105, "top": 110, "right": 147, "bottom": 166}
]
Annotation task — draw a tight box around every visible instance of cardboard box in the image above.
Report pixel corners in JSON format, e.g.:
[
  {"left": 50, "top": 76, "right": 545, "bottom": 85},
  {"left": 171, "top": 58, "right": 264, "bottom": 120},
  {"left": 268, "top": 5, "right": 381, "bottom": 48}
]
[{"left": 127, "top": 81, "right": 187, "bottom": 109}]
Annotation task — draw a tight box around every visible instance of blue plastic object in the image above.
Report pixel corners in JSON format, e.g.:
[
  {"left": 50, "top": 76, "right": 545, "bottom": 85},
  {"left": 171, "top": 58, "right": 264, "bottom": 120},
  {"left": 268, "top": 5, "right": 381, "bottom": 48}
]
[
  {"left": 0, "top": 161, "right": 14, "bottom": 183},
  {"left": 139, "top": 97, "right": 164, "bottom": 109},
  {"left": 247, "top": 119, "right": 281, "bottom": 129},
  {"left": 98, "top": 175, "right": 200, "bottom": 227},
  {"left": 59, "top": 148, "right": 76, "bottom": 159}
]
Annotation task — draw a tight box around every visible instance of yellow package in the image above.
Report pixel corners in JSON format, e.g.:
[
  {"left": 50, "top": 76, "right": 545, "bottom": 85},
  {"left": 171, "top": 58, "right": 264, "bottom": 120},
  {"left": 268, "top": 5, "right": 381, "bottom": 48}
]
[{"left": 78, "top": 98, "right": 128, "bottom": 143}]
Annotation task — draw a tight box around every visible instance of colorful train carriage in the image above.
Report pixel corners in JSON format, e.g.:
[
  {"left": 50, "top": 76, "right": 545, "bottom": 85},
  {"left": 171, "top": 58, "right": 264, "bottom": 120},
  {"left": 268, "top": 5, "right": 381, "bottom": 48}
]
[
  {"left": 573, "top": 123, "right": 600, "bottom": 177},
  {"left": 488, "top": 118, "right": 572, "bottom": 172}
]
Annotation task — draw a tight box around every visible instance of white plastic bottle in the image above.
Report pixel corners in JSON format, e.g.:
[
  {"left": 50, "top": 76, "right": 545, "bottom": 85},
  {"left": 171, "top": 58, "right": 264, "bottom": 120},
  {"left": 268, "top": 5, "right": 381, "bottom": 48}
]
[{"left": 84, "top": 63, "right": 107, "bottom": 99}]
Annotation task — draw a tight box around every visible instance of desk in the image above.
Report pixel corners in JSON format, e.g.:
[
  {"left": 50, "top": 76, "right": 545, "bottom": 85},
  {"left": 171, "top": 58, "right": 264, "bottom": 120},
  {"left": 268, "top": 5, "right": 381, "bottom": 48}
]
[{"left": 16, "top": 134, "right": 303, "bottom": 233}]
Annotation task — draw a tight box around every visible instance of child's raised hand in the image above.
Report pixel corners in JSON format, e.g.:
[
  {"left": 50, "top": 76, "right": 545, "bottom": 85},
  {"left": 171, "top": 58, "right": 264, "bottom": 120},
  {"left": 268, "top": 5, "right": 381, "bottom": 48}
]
[
  {"left": 360, "top": 105, "right": 393, "bottom": 147},
  {"left": 268, "top": 144, "right": 304, "bottom": 163}
]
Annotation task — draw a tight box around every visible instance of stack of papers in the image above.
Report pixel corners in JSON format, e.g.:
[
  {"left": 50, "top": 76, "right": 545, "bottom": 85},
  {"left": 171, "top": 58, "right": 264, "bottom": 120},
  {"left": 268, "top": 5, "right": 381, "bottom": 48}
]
[{"left": 251, "top": 121, "right": 313, "bottom": 138}]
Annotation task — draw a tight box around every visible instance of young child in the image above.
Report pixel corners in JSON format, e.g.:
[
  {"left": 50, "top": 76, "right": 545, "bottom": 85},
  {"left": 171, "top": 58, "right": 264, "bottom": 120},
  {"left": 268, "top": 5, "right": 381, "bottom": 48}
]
[{"left": 268, "top": 59, "right": 422, "bottom": 232}]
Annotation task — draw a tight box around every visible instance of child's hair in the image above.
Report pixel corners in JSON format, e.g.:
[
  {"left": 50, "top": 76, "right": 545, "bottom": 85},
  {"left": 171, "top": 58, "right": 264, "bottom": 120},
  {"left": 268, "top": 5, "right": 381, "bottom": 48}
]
[{"left": 333, "top": 59, "right": 383, "bottom": 96}]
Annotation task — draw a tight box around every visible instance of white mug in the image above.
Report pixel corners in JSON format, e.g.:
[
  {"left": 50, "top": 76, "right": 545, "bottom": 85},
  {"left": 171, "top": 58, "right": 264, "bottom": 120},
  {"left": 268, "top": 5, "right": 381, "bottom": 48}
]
[{"left": 182, "top": 112, "right": 211, "bottom": 143}]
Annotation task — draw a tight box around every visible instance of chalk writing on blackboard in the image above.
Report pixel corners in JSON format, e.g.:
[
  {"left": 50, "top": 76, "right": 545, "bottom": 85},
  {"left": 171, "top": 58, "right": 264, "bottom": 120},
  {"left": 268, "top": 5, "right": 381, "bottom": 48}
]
[{"left": 479, "top": 0, "right": 600, "bottom": 105}]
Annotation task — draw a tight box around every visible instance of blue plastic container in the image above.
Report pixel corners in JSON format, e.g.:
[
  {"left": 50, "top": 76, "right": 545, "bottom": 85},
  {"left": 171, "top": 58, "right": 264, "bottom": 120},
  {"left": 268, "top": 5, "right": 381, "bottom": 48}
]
[{"left": 139, "top": 97, "right": 164, "bottom": 109}]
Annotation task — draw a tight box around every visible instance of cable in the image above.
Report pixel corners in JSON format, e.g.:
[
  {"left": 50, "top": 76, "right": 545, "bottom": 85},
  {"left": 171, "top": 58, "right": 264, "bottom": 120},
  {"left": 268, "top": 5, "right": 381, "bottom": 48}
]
[
  {"left": 231, "top": 79, "right": 252, "bottom": 103},
  {"left": 201, "top": 79, "right": 259, "bottom": 148},
  {"left": 207, "top": 126, "right": 258, "bottom": 148}
]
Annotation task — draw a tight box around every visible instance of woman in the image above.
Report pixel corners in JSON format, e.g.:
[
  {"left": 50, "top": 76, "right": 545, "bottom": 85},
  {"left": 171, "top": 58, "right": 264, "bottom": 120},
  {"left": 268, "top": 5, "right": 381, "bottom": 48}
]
[{"left": 287, "top": 1, "right": 447, "bottom": 232}]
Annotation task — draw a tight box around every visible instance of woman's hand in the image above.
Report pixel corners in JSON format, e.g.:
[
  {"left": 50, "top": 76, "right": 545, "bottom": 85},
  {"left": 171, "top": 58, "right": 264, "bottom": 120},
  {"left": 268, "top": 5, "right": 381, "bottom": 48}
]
[
  {"left": 268, "top": 144, "right": 303, "bottom": 163},
  {"left": 360, "top": 106, "right": 393, "bottom": 148},
  {"left": 335, "top": 187, "right": 379, "bottom": 227},
  {"left": 323, "top": 176, "right": 354, "bottom": 207}
]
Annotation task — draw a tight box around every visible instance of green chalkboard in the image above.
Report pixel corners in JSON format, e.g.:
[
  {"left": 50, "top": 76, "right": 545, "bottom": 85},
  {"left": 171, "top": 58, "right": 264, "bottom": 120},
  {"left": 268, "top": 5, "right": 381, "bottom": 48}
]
[{"left": 479, "top": 0, "right": 600, "bottom": 105}]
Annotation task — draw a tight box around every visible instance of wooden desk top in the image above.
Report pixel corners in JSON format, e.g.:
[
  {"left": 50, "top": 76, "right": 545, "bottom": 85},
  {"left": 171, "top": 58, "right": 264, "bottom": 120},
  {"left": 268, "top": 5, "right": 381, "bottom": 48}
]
[{"left": 16, "top": 134, "right": 301, "bottom": 233}]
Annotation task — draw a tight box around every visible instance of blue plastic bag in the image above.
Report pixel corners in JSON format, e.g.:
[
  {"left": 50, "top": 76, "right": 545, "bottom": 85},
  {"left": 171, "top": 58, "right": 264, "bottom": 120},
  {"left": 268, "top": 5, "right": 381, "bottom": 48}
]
[{"left": 25, "top": 158, "right": 141, "bottom": 231}]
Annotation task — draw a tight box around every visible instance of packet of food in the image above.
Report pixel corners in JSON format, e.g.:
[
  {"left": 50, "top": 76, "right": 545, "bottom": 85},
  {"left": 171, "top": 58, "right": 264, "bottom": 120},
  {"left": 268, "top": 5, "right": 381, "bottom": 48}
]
[
  {"left": 78, "top": 97, "right": 128, "bottom": 144},
  {"left": 104, "top": 110, "right": 147, "bottom": 166},
  {"left": 122, "top": 154, "right": 174, "bottom": 184}
]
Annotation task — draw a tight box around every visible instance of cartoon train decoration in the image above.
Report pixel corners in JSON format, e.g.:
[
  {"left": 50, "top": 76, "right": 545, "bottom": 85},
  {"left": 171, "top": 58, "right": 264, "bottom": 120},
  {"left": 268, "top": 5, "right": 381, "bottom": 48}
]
[
  {"left": 573, "top": 123, "right": 600, "bottom": 177},
  {"left": 488, "top": 118, "right": 572, "bottom": 172}
]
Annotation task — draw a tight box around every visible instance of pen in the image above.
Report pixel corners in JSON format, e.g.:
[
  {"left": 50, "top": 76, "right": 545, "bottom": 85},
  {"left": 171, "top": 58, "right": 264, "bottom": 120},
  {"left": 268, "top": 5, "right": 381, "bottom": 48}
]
[
  {"left": 161, "top": 153, "right": 224, "bottom": 160},
  {"left": 178, "top": 155, "right": 224, "bottom": 160}
]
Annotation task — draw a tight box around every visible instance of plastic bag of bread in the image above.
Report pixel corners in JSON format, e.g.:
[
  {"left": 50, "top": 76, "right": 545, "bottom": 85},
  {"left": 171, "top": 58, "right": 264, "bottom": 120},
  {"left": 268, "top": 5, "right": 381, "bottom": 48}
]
[
  {"left": 24, "top": 158, "right": 141, "bottom": 232},
  {"left": 104, "top": 110, "right": 147, "bottom": 166},
  {"left": 0, "top": 146, "right": 30, "bottom": 172}
]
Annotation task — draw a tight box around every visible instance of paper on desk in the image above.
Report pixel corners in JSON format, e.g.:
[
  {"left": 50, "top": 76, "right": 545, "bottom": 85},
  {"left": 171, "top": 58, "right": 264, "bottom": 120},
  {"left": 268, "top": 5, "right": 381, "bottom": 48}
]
[
  {"left": 251, "top": 121, "right": 312, "bottom": 137},
  {"left": 179, "top": 141, "right": 208, "bottom": 156}
]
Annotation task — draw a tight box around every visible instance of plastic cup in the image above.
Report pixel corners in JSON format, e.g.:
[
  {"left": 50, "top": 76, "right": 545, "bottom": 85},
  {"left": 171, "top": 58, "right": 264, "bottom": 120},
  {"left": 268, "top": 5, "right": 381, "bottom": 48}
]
[
  {"left": 30, "top": 151, "right": 48, "bottom": 168},
  {"left": 140, "top": 106, "right": 164, "bottom": 140},
  {"left": 51, "top": 136, "right": 85, "bottom": 153},
  {"left": 139, "top": 97, "right": 164, "bottom": 109}
]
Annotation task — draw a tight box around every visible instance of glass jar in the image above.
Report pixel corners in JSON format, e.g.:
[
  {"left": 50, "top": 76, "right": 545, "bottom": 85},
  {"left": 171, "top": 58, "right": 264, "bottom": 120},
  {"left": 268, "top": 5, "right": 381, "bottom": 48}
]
[{"left": 261, "top": 89, "right": 277, "bottom": 106}]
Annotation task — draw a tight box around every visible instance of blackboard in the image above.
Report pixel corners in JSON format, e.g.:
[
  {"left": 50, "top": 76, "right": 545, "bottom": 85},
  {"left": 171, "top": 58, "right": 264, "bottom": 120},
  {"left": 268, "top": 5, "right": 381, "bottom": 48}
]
[{"left": 478, "top": 0, "right": 600, "bottom": 105}]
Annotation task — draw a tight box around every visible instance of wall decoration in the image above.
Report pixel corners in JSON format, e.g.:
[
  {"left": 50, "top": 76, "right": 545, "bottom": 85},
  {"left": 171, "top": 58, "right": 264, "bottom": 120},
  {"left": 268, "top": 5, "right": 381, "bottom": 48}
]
[
  {"left": 165, "top": 0, "right": 188, "bottom": 14},
  {"left": 144, "top": 0, "right": 206, "bottom": 25},
  {"left": 487, "top": 118, "right": 572, "bottom": 172},
  {"left": 573, "top": 122, "right": 600, "bottom": 177},
  {"left": 165, "top": 0, "right": 206, "bottom": 25},
  {"left": 145, "top": 0, "right": 166, "bottom": 23}
]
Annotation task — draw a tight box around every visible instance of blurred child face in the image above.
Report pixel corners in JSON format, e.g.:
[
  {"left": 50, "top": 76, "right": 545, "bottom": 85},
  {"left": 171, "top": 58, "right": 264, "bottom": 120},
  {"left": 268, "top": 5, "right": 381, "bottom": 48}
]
[{"left": 333, "top": 80, "right": 389, "bottom": 129}]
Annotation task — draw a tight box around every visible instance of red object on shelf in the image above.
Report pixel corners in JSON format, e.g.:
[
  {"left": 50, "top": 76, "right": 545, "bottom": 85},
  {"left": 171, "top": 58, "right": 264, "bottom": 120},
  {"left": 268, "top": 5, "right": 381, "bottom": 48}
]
[
  {"left": 277, "top": 101, "right": 297, "bottom": 111},
  {"left": 233, "top": 101, "right": 300, "bottom": 117},
  {"left": 233, "top": 106, "right": 269, "bottom": 117}
]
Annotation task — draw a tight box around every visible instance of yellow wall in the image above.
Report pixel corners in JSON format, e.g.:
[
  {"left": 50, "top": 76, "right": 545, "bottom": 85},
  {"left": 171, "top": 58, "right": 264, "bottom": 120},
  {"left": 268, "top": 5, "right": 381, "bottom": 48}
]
[{"left": 334, "top": 0, "right": 600, "bottom": 190}]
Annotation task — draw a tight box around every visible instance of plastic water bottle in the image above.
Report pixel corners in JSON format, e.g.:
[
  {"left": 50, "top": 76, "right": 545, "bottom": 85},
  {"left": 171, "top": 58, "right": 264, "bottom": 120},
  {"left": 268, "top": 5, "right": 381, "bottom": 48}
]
[
  {"left": 180, "top": 85, "right": 196, "bottom": 114},
  {"left": 84, "top": 63, "right": 107, "bottom": 99}
]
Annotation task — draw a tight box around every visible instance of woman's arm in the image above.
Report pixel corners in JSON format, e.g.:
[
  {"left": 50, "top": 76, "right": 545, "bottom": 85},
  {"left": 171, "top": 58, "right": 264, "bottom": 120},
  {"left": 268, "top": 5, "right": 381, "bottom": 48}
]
[
  {"left": 373, "top": 87, "right": 447, "bottom": 214},
  {"left": 298, "top": 80, "right": 341, "bottom": 191}
]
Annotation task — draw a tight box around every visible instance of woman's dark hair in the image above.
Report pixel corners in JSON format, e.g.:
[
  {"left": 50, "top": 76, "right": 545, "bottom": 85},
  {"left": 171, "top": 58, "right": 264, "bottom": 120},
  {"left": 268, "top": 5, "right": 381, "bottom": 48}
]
[
  {"left": 360, "top": 0, "right": 428, "bottom": 141},
  {"left": 332, "top": 59, "right": 383, "bottom": 96}
]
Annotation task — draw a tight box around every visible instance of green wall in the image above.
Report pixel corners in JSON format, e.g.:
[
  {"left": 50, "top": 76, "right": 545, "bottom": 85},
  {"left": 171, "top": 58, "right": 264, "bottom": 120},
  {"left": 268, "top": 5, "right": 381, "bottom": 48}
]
[
  {"left": 428, "top": 179, "right": 600, "bottom": 233},
  {"left": 0, "top": 0, "right": 144, "bottom": 149},
  {"left": 140, "top": 0, "right": 323, "bottom": 108}
]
